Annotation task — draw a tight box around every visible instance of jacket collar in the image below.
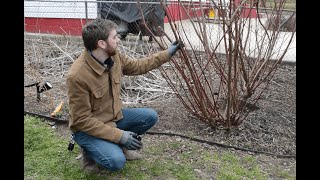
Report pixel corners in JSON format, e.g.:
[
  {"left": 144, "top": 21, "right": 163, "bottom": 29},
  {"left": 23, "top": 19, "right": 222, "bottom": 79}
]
[{"left": 83, "top": 50, "right": 106, "bottom": 75}]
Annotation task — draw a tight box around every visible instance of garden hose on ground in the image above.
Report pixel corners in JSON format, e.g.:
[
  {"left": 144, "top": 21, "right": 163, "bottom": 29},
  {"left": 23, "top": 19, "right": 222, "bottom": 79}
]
[{"left": 24, "top": 111, "right": 296, "bottom": 159}]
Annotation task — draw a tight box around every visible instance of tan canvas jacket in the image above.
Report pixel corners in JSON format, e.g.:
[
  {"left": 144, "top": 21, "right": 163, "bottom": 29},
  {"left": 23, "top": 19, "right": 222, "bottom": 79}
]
[{"left": 67, "top": 49, "right": 170, "bottom": 143}]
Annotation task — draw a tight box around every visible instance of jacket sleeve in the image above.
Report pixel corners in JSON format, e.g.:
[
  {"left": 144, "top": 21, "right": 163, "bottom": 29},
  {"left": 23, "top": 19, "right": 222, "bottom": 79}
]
[
  {"left": 120, "top": 49, "right": 171, "bottom": 75},
  {"left": 66, "top": 75, "right": 123, "bottom": 143}
]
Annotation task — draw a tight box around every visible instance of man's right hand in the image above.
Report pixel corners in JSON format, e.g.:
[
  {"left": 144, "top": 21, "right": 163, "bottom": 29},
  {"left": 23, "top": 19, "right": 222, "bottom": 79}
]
[{"left": 119, "top": 131, "right": 142, "bottom": 150}]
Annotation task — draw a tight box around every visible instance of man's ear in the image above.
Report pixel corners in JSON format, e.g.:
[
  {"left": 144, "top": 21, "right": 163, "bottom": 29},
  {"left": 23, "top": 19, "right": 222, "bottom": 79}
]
[{"left": 97, "top": 40, "right": 107, "bottom": 49}]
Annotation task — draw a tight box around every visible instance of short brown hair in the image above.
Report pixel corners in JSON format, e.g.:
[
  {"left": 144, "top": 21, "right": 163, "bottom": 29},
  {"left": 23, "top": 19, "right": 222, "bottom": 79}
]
[{"left": 82, "top": 18, "right": 118, "bottom": 51}]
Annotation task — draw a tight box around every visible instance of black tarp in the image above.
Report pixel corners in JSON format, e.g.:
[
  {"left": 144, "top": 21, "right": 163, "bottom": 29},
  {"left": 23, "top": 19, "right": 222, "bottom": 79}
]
[{"left": 97, "top": 0, "right": 165, "bottom": 36}]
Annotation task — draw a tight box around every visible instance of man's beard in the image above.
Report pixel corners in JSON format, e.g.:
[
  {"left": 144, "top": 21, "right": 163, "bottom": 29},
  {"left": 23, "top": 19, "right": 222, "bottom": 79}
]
[{"left": 104, "top": 45, "right": 117, "bottom": 56}]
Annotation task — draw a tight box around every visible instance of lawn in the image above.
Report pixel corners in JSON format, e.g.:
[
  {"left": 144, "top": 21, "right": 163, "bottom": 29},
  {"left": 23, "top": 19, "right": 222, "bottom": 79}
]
[{"left": 24, "top": 115, "right": 295, "bottom": 179}]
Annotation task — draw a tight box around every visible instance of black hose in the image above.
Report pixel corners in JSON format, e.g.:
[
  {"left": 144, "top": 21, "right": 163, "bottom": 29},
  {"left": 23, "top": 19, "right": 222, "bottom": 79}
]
[
  {"left": 24, "top": 111, "right": 67, "bottom": 124},
  {"left": 145, "top": 131, "right": 295, "bottom": 159},
  {"left": 24, "top": 111, "right": 296, "bottom": 159}
]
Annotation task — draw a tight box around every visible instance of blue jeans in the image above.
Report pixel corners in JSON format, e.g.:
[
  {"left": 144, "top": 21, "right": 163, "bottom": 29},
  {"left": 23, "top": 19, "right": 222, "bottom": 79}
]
[{"left": 73, "top": 108, "right": 158, "bottom": 171}]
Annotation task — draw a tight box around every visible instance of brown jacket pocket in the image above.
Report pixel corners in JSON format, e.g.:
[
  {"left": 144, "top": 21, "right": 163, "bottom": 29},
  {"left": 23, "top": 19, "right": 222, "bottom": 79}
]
[{"left": 92, "top": 85, "right": 108, "bottom": 111}]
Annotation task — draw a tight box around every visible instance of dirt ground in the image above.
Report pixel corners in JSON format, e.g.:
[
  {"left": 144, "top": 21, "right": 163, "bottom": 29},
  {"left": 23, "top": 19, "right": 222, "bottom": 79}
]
[
  {"left": 24, "top": 62, "right": 296, "bottom": 153},
  {"left": 154, "top": 63, "right": 297, "bottom": 157}
]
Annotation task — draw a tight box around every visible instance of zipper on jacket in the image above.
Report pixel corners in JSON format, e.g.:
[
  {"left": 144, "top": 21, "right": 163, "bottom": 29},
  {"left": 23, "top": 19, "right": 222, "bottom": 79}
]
[{"left": 108, "top": 73, "right": 115, "bottom": 118}]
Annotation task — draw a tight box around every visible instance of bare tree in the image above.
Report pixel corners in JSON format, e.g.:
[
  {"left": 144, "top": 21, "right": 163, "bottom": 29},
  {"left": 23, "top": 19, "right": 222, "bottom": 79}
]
[{"left": 138, "top": 0, "right": 296, "bottom": 130}]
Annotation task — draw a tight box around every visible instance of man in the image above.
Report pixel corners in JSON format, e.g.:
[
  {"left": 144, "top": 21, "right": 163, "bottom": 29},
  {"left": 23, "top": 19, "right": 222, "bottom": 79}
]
[{"left": 66, "top": 18, "right": 182, "bottom": 172}]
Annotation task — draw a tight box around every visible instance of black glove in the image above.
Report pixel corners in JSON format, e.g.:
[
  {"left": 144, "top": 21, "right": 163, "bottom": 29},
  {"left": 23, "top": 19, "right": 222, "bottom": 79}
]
[
  {"left": 119, "top": 131, "right": 142, "bottom": 150},
  {"left": 168, "top": 40, "right": 184, "bottom": 57}
]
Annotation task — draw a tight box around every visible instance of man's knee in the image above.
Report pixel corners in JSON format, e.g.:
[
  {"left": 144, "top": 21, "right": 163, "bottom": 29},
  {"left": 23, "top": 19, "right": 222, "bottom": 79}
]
[
  {"left": 147, "top": 108, "right": 159, "bottom": 124},
  {"left": 100, "top": 154, "right": 126, "bottom": 171}
]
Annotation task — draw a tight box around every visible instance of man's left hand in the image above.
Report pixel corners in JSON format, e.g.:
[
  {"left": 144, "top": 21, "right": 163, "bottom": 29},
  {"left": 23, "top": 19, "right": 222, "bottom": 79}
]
[{"left": 168, "top": 40, "right": 184, "bottom": 57}]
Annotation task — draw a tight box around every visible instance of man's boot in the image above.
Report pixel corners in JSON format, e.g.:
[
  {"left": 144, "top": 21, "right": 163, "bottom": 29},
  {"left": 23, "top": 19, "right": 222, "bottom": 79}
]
[
  {"left": 81, "top": 148, "right": 99, "bottom": 172},
  {"left": 122, "top": 148, "right": 142, "bottom": 161}
]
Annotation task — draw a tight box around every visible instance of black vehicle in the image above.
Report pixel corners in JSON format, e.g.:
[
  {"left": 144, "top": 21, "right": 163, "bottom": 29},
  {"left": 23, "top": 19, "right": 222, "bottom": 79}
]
[{"left": 97, "top": 0, "right": 165, "bottom": 41}]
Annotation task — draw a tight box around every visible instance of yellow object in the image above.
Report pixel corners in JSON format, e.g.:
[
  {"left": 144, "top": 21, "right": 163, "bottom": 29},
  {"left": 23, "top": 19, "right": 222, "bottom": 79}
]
[
  {"left": 51, "top": 102, "right": 64, "bottom": 117},
  {"left": 209, "top": 8, "right": 215, "bottom": 19}
]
